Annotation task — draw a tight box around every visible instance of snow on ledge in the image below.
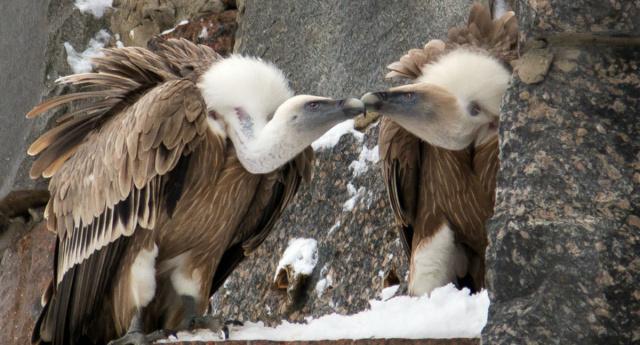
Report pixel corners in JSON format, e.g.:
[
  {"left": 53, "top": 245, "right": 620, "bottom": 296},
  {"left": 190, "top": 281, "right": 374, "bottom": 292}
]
[
  {"left": 312, "top": 119, "right": 364, "bottom": 151},
  {"left": 163, "top": 284, "right": 489, "bottom": 342},
  {"left": 74, "top": 0, "right": 112, "bottom": 18}
]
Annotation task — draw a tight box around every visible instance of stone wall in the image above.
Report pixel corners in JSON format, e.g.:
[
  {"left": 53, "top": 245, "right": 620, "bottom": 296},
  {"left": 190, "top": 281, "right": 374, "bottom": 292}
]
[{"left": 484, "top": 0, "right": 640, "bottom": 343}]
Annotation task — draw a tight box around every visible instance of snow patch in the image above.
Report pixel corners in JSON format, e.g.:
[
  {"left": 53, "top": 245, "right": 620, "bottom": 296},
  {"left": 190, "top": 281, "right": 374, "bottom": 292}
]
[
  {"left": 274, "top": 238, "right": 318, "bottom": 280},
  {"left": 349, "top": 144, "right": 379, "bottom": 177},
  {"left": 315, "top": 276, "right": 332, "bottom": 297},
  {"left": 74, "top": 0, "right": 112, "bottom": 18},
  {"left": 63, "top": 30, "right": 111, "bottom": 74},
  {"left": 163, "top": 284, "right": 489, "bottom": 341},
  {"left": 312, "top": 119, "right": 364, "bottom": 151},
  {"left": 379, "top": 284, "right": 400, "bottom": 301},
  {"left": 343, "top": 183, "right": 365, "bottom": 211}
]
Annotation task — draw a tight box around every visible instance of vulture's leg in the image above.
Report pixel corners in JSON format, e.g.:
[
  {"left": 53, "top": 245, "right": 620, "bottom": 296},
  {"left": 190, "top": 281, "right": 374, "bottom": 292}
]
[
  {"left": 109, "top": 243, "right": 162, "bottom": 345},
  {"left": 107, "top": 312, "right": 167, "bottom": 345},
  {"left": 175, "top": 295, "right": 242, "bottom": 339}
]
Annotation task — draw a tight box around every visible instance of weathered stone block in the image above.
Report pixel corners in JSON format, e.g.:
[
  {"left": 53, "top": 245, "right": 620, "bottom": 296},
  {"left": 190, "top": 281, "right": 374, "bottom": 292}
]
[
  {"left": 484, "top": 35, "right": 640, "bottom": 344},
  {"left": 0, "top": 222, "right": 55, "bottom": 345},
  {"left": 515, "top": 0, "right": 640, "bottom": 36}
]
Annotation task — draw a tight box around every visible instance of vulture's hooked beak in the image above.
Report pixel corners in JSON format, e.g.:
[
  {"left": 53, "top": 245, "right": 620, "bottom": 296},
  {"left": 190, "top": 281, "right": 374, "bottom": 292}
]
[
  {"left": 337, "top": 98, "right": 366, "bottom": 118},
  {"left": 361, "top": 91, "right": 418, "bottom": 113}
]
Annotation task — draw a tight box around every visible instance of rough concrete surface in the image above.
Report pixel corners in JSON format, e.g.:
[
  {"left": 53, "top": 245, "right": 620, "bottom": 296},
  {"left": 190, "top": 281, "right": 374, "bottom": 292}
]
[
  {"left": 0, "top": 0, "right": 108, "bottom": 197},
  {"left": 234, "top": 0, "right": 474, "bottom": 98},
  {"left": 0, "top": 0, "right": 49, "bottom": 197}
]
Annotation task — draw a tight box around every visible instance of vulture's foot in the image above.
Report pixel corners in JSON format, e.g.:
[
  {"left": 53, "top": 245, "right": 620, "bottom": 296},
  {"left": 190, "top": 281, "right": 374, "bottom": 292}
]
[
  {"left": 177, "top": 295, "right": 243, "bottom": 339},
  {"left": 107, "top": 329, "right": 169, "bottom": 345},
  {"left": 182, "top": 314, "right": 243, "bottom": 339}
]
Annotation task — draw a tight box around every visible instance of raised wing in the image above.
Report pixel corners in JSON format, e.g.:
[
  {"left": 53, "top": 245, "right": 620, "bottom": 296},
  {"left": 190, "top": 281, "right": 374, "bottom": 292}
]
[
  {"left": 209, "top": 147, "right": 314, "bottom": 295},
  {"left": 379, "top": 117, "right": 421, "bottom": 255},
  {"left": 28, "top": 40, "right": 221, "bottom": 345},
  {"left": 386, "top": 3, "right": 518, "bottom": 81}
]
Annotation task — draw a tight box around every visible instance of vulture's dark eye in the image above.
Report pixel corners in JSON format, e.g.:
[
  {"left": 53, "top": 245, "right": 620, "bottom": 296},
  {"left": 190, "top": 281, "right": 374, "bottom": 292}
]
[
  {"left": 402, "top": 92, "right": 416, "bottom": 101},
  {"left": 469, "top": 101, "right": 481, "bottom": 116},
  {"left": 306, "top": 101, "right": 320, "bottom": 111}
]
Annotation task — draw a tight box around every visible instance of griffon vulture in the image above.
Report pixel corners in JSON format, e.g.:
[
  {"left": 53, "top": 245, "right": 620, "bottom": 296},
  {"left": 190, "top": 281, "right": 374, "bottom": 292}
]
[
  {"left": 28, "top": 39, "right": 364, "bottom": 345},
  {"left": 362, "top": 3, "right": 518, "bottom": 295}
]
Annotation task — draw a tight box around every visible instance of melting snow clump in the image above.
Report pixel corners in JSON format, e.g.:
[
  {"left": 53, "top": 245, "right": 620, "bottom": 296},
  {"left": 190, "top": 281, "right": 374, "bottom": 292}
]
[
  {"left": 74, "top": 0, "right": 112, "bottom": 18},
  {"left": 349, "top": 144, "right": 379, "bottom": 177},
  {"left": 163, "top": 284, "right": 489, "bottom": 341},
  {"left": 312, "top": 119, "right": 364, "bottom": 151},
  {"left": 315, "top": 277, "right": 329, "bottom": 297},
  {"left": 343, "top": 183, "right": 365, "bottom": 211},
  {"left": 274, "top": 238, "right": 318, "bottom": 280},
  {"left": 63, "top": 30, "right": 111, "bottom": 74},
  {"left": 379, "top": 284, "right": 399, "bottom": 301}
]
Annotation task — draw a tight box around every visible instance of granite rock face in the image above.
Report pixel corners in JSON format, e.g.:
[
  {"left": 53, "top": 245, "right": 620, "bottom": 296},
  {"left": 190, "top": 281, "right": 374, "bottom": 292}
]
[{"left": 484, "top": 1, "right": 640, "bottom": 343}]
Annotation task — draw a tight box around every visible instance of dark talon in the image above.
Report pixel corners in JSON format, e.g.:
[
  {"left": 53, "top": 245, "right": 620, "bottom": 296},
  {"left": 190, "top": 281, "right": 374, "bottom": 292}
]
[{"left": 225, "top": 319, "right": 244, "bottom": 327}]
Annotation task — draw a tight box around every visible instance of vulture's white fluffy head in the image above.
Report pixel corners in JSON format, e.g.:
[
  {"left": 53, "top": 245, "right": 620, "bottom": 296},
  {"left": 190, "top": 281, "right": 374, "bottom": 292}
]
[
  {"left": 362, "top": 49, "right": 510, "bottom": 150},
  {"left": 198, "top": 55, "right": 364, "bottom": 174},
  {"left": 198, "top": 55, "right": 294, "bottom": 134}
]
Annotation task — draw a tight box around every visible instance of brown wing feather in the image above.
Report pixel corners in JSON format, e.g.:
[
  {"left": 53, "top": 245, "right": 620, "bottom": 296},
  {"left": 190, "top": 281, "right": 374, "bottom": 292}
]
[
  {"left": 379, "top": 118, "right": 421, "bottom": 256},
  {"left": 385, "top": 2, "right": 518, "bottom": 81},
  {"left": 44, "top": 79, "right": 208, "bottom": 282},
  {"left": 30, "top": 39, "right": 220, "bottom": 345},
  {"left": 209, "top": 147, "right": 314, "bottom": 296},
  {"left": 448, "top": 3, "right": 518, "bottom": 63}
]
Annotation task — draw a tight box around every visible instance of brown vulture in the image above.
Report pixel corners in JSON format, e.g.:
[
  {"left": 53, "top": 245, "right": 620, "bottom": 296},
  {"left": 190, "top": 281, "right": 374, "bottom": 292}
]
[
  {"left": 362, "top": 3, "right": 518, "bottom": 295},
  {"left": 28, "top": 39, "right": 364, "bottom": 344}
]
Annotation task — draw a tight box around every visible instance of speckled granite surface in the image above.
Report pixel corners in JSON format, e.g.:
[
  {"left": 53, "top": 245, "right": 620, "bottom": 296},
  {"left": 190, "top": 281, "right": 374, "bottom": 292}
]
[{"left": 484, "top": 1, "right": 640, "bottom": 343}]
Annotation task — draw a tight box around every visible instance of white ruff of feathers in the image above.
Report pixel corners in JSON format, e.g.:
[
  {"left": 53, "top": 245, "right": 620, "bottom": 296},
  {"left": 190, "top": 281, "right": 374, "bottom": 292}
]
[{"left": 197, "top": 55, "right": 298, "bottom": 174}]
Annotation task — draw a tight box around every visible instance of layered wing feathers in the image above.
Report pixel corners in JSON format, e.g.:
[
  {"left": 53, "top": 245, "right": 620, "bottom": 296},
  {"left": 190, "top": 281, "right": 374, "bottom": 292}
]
[
  {"left": 28, "top": 39, "right": 217, "bottom": 284},
  {"left": 379, "top": 118, "right": 421, "bottom": 254}
]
